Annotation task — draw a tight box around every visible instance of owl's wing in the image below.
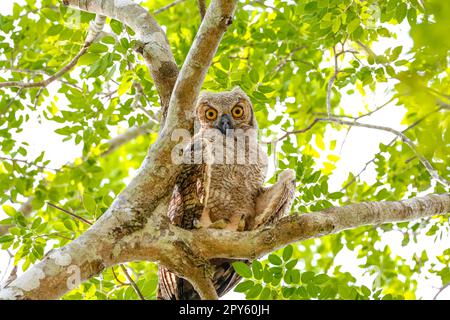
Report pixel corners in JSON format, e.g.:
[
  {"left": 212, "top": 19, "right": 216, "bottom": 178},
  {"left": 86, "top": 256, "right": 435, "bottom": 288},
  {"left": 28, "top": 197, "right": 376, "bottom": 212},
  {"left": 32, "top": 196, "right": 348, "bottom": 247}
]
[
  {"left": 253, "top": 169, "right": 296, "bottom": 228},
  {"left": 158, "top": 137, "right": 208, "bottom": 300},
  {"left": 157, "top": 155, "right": 206, "bottom": 299}
]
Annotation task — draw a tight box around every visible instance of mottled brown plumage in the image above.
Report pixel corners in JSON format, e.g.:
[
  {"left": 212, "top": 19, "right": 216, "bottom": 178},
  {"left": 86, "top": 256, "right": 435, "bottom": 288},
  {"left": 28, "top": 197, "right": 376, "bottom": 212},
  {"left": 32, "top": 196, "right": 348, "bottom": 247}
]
[{"left": 157, "top": 87, "right": 296, "bottom": 300}]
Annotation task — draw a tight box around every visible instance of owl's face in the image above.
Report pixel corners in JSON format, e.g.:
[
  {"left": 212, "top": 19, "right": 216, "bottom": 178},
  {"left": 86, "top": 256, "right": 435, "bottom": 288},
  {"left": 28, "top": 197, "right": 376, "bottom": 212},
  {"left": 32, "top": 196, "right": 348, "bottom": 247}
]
[{"left": 196, "top": 87, "right": 257, "bottom": 135}]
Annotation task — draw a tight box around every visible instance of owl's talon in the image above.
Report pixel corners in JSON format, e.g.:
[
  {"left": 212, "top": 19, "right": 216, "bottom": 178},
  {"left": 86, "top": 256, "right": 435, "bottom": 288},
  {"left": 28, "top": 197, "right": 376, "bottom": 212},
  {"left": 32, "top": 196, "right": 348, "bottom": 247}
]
[
  {"left": 193, "top": 218, "right": 202, "bottom": 229},
  {"left": 209, "top": 219, "right": 228, "bottom": 229},
  {"left": 237, "top": 217, "right": 246, "bottom": 231}
]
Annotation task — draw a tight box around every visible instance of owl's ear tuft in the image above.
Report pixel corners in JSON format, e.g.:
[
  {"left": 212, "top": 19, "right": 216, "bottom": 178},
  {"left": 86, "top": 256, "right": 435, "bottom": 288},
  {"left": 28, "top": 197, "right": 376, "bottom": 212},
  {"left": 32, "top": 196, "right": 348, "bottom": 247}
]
[
  {"left": 231, "top": 86, "right": 252, "bottom": 103},
  {"left": 231, "top": 86, "right": 246, "bottom": 95}
]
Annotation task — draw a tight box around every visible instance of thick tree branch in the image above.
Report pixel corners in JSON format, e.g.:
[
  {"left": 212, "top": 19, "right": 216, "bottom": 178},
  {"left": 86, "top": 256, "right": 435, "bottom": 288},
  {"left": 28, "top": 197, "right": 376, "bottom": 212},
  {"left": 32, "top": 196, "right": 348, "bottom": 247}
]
[
  {"left": 189, "top": 193, "right": 450, "bottom": 260},
  {"left": 165, "top": 0, "right": 237, "bottom": 130},
  {"left": 1, "top": 188, "right": 448, "bottom": 299},
  {"left": 63, "top": 0, "right": 179, "bottom": 118}
]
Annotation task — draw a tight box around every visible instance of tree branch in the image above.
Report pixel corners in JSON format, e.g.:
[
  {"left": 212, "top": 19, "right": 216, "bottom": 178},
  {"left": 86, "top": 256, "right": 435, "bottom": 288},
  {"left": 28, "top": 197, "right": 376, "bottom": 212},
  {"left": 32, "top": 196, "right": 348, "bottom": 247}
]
[
  {"left": 165, "top": 0, "right": 238, "bottom": 130},
  {"left": 119, "top": 265, "right": 145, "bottom": 300},
  {"left": 63, "top": 0, "right": 179, "bottom": 119},
  {"left": 0, "top": 156, "right": 58, "bottom": 171},
  {"left": 190, "top": 193, "right": 450, "bottom": 260},
  {"left": 154, "top": 0, "right": 187, "bottom": 15}
]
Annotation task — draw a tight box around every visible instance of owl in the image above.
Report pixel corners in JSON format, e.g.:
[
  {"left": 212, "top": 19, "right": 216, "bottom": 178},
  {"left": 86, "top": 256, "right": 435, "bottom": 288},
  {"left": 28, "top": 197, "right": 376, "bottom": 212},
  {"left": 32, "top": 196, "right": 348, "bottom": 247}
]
[{"left": 157, "top": 87, "right": 296, "bottom": 300}]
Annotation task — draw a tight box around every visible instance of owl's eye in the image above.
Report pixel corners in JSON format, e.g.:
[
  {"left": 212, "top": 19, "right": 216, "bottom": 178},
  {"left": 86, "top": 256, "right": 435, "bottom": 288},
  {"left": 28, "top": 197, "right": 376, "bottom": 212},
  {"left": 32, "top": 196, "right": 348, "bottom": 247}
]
[
  {"left": 205, "top": 108, "right": 218, "bottom": 120},
  {"left": 231, "top": 105, "right": 244, "bottom": 118}
]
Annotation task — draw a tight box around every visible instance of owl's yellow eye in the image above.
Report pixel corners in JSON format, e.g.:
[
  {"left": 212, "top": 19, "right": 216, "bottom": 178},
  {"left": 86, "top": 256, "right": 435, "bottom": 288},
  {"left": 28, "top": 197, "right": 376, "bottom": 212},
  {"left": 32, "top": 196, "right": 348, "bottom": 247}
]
[
  {"left": 231, "top": 105, "right": 244, "bottom": 118},
  {"left": 205, "top": 108, "right": 218, "bottom": 120}
]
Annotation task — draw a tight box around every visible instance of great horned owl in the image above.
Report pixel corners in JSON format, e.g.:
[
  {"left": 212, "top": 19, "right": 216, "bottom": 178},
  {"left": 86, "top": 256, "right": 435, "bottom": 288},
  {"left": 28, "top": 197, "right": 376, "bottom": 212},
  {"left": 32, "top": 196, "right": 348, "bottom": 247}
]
[{"left": 157, "top": 87, "right": 296, "bottom": 300}]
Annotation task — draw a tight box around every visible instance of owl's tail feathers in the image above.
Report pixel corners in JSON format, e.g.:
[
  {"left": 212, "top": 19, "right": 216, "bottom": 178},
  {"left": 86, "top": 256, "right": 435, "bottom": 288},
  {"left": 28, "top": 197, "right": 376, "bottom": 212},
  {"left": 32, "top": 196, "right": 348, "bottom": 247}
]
[
  {"left": 157, "top": 259, "right": 247, "bottom": 300},
  {"left": 157, "top": 266, "right": 201, "bottom": 300}
]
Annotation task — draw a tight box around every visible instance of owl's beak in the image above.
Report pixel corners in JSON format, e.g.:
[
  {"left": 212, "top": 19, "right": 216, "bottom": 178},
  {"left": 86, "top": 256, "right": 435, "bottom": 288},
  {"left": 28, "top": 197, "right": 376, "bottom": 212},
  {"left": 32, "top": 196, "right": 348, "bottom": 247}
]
[{"left": 217, "top": 114, "right": 234, "bottom": 135}]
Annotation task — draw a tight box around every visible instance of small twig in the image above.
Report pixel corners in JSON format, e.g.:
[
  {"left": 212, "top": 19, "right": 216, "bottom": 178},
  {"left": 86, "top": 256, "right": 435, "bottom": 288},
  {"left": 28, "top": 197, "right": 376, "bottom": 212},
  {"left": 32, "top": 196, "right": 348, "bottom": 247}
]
[
  {"left": 328, "top": 116, "right": 449, "bottom": 187},
  {"left": 131, "top": 81, "right": 157, "bottom": 121},
  {"left": 119, "top": 265, "right": 146, "bottom": 300},
  {"left": 47, "top": 202, "right": 93, "bottom": 226},
  {"left": 270, "top": 113, "right": 449, "bottom": 188},
  {"left": 2, "top": 89, "right": 23, "bottom": 115},
  {"left": 33, "top": 87, "right": 44, "bottom": 110},
  {"left": 271, "top": 46, "right": 306, "bottom": 75},
  {"left": 0, "top": 156, "right": 58, "bottom": 171},
  {"left": 0, "top": 250, "right": 15, "bottom": 284},
  {"left": 434, "top": 282, "right": 450, "bottom": 300},
  {"left": 339, "top": 108, "right": 444, "bottom": 190},
  {"left": 111, "top": 266, "right": 129, "bottom": 286},
  {"left": 264, "top": 118, "right": 321, "bottom": 144},
  {"left": 0, "top": 45, "right": 89, "bottom": 89},
  {"left": 335, "top": 95, "right": 399, "bottom": 153},
  {"left": 354, "top": 96, "right": 398, "bottom": 120},
  {"left": 326, "top": 46, "right": 339, "bottom": 117},
  {"left": 154, "top": 0, "right": 187, "bottom": 15}
]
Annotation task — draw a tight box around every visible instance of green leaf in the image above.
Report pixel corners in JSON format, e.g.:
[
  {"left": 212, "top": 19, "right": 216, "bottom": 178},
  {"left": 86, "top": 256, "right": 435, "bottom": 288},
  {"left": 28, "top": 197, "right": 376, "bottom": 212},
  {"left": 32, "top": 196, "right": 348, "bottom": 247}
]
[
  {"left": 2, "top": 205, "right": 16, "bottom": 217},
  {"left": 251, "top": 260, "right": 263, "bottom": 280},
  {"left": 246, "top": 283, "right": 262, "bottom": 299},
  {"left": 313, "top": 274, "right": 329, "bottom": 285},
  {"left": 301, "top": 271, "right": 315, "bottom": 284},
  {"left": 83, "top": 193, "right": 97, "bottom": 214},
  {"left": 282, "top": 245, "right": 293, "bottom": 261},
  {"left": 347, "top": 18, "right": 360, "bottom": 33},
  {"left": 41, "top": 8, "right": 59, "bottom": 21},
  {"left": 234, "top": 280, "right": 253, "bottom": 293},
  {"left": 110, "top": 19, "right": 123, "bottom": 35},
  {"left": 47, "top": 25, "right": 63, "bottom": 36},
  {"left": 396, "top": 3, "right": 407, "bottom": 22},
  {"left": 232, "top": 261, "right": 252, "bottom": 278},
  {"left": 249, "top": 69, "right": 259, "bottom": 83},
  {"left": 0, "top": 235, "right": 14, "bottom": 243},
  {"left": 31, "top": 217, "right": 42, "bottom": 230},
  {"left": 268, "top": 254, "right": 282, "bottom": 265},
  {"left": 118, "top": 76, "right": 134, "bottom": 96},
  {"left": 259, "top": 287, "right": 271, "bottom": 299},
  {"left": 361, "top": 285, "right": 371, "bottom": 297},
  {"left": 285, "top": 259, "right": 298, "bottom": 269},
  {"left": 78, "top": 53, "right": 101, "bottom": 66}
]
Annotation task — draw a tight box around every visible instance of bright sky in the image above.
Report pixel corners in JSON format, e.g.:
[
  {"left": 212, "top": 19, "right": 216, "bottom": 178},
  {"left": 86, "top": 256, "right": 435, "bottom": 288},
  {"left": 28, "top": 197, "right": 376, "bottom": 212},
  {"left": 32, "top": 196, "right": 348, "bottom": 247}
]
[{"left": 0, "top": 1, "right": 449, "bottom": 300}]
